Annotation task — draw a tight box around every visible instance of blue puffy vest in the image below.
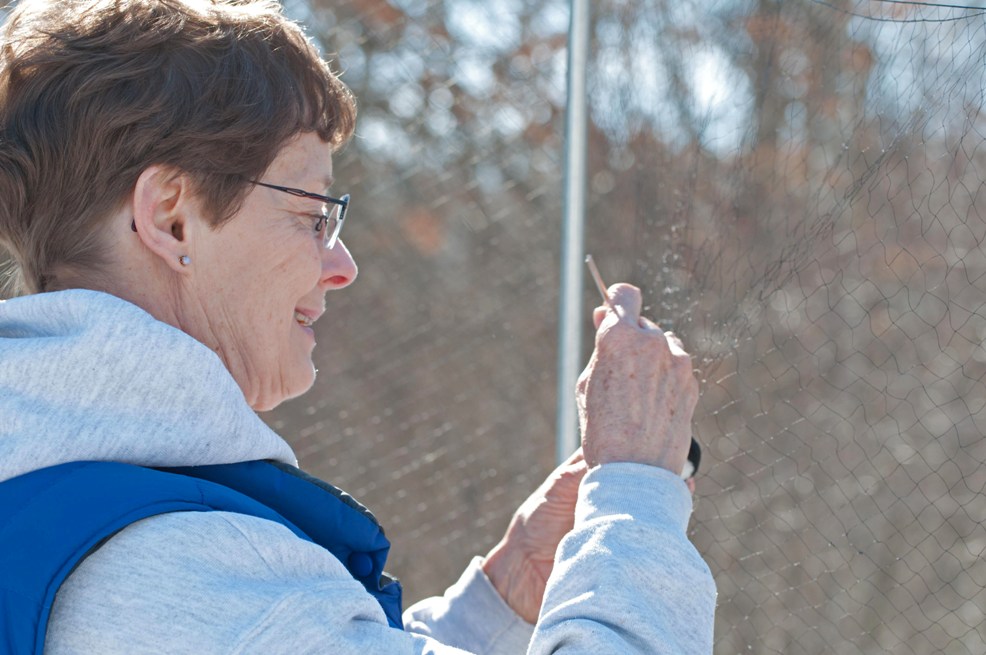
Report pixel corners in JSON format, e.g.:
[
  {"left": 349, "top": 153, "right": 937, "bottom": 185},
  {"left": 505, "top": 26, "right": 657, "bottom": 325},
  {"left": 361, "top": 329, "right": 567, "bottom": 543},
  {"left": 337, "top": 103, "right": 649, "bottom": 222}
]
[{"left": 0, "top": 460, "right": 404, "bottom": 654}]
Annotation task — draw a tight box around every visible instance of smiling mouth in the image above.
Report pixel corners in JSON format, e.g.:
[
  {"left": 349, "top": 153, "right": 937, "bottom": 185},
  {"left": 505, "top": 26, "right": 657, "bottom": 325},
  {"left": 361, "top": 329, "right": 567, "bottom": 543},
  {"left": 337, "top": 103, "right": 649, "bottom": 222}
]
[{"left": 294, "top": 310, "right": 314, "bottom": 328}]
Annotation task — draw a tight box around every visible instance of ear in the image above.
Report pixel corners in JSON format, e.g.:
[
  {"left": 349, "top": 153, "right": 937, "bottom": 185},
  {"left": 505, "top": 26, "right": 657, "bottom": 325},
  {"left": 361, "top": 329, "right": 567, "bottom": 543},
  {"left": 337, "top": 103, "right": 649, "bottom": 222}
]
[{"left": 130, "top": 165, "right": 200, "bottom": 273}]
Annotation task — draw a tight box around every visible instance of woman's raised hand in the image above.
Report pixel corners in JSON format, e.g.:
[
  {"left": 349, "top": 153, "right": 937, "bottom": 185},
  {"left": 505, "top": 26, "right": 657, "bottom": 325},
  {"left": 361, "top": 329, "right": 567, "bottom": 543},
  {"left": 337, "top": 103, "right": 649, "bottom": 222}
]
[
  {"left": 577, "top": 283, "right": 699, "bottom": 475},
  {"left": 482, "top": 284, "right": 699, "bottom": 623}
]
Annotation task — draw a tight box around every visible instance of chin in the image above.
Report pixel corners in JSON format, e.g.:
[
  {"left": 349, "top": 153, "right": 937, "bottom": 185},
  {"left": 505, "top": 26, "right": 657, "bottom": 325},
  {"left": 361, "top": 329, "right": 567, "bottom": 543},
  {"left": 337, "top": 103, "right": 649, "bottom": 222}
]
[
  {"left": 285, "top": 362, "right": 319, "bottom": 403},
  {"left": 249, "top": 364, "right": 317, "bottom": 412}
]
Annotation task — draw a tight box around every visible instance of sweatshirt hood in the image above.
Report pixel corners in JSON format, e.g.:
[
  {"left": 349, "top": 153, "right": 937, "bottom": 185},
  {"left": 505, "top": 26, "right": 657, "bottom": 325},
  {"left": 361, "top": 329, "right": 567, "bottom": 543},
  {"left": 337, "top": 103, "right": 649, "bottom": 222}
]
[{"left": 0, "top": 289, "right": 297, "bottom": 484}]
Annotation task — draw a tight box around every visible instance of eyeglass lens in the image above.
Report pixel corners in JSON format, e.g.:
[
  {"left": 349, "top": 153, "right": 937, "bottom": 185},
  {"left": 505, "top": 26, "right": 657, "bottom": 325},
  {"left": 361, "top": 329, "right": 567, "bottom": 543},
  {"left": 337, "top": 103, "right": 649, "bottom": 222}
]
[{"left": 323, "top": 197, "right": 347, "bottom": 249}]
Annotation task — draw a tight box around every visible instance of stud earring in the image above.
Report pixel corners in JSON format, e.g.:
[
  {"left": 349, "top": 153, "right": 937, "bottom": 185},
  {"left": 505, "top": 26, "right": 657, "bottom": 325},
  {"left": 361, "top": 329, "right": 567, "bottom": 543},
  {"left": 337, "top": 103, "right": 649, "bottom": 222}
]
[{"left": 178, "top": 255, "right": 191, "bottom": 266}]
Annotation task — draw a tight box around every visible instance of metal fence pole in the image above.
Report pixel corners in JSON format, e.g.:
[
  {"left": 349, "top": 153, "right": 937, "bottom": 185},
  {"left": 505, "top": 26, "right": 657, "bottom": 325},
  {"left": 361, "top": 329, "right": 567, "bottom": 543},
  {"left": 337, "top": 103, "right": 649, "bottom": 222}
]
[{"left": 556, "top": 0, "right": 591, "bottom": 465}]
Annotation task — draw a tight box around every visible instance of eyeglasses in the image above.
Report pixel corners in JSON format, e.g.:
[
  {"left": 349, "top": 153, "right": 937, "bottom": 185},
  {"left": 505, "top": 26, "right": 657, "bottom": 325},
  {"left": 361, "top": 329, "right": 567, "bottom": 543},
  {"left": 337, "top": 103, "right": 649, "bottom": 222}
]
[
  {"left": 129, "top": 180, "right": 351, "bottom": 250},
  {"left": 249, "top": 180, "right": 350, "bottom": 250}
]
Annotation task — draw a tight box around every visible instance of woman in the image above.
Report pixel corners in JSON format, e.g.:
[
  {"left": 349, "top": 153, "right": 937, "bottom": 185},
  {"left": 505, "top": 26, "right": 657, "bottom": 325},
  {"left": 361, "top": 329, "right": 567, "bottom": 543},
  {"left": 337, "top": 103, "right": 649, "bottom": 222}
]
[{"left": 0, "top": 1, "right": 716, "bottom": 653}]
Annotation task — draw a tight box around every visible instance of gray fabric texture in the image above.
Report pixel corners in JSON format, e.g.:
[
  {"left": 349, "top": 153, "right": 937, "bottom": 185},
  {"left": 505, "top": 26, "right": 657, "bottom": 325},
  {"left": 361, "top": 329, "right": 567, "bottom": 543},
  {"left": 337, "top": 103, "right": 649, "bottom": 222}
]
[{"left": 0, "top": 289, "right": 716, "bottom": 654}]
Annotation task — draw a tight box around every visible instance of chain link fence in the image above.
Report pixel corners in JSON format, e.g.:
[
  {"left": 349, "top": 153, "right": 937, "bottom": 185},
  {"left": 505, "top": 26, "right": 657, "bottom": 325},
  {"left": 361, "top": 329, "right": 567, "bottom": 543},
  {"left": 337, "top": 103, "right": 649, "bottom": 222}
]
[{"left": 2, "top": 0, "right": 984, "bottom": 652}]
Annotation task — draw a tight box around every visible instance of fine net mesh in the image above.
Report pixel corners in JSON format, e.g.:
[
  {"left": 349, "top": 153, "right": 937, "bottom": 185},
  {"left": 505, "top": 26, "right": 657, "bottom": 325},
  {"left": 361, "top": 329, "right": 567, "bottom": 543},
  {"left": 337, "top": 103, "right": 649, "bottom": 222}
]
[
  {"left": 285, "top": 1, "right": 985, "bottom": 652},
  {"left": 577, "top": 1, "right": 986, "bottom": 651},
  {"left": 2, "top": 0, "right": 984, "bottom": 652}
]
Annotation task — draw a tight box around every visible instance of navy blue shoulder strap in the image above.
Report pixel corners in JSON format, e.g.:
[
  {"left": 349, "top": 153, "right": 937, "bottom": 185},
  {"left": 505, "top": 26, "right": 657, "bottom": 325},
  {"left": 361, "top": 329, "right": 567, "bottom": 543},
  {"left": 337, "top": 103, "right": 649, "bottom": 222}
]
[{"left": 0, "top": 460, "right": 403, "bottom": 655}]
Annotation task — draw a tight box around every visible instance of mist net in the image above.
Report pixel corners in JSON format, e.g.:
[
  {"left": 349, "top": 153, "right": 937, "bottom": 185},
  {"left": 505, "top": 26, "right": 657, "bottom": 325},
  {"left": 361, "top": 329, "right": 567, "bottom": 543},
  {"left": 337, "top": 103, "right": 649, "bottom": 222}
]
[{"left": 280, "top": 1, "right": 984, "bottom": 652}]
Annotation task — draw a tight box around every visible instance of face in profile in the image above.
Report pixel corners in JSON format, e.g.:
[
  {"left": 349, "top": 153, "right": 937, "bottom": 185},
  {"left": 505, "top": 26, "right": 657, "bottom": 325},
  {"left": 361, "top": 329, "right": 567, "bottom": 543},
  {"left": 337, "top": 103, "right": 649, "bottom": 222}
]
[{"left": 189, "top": 132, "right": 358, "bottom": 411}]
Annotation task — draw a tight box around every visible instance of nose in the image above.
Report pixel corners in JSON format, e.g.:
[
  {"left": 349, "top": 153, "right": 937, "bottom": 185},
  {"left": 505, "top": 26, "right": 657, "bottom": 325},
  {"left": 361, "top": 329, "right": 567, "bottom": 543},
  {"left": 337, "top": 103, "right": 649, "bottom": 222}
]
[{"left": 319, "top": 238, "right": 358, "bottom": 290}]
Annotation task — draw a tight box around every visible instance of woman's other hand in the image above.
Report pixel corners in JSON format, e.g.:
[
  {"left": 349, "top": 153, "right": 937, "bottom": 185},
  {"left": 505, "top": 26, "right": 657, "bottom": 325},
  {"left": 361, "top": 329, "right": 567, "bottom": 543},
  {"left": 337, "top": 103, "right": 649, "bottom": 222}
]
[
  {"left": 481, "top": 449, "right": 588, "bottom": 624},
  {"left": 577, "top": 283, "right": 700, "bottom": 475}
]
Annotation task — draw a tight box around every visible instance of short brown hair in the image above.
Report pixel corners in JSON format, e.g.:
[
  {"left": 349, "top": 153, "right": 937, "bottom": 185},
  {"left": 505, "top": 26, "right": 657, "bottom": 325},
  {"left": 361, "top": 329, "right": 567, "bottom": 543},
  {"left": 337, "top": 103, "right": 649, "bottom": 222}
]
[{"left": 0, "top": 0, "right": 356, "bottom": 294}]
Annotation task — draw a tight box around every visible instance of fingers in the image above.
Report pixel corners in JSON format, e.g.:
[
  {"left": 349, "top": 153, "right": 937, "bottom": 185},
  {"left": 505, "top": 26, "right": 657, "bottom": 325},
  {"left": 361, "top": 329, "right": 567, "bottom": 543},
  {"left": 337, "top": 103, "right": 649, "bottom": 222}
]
[
  {"left": 607, "top": 283, "right": 642, "bottom": 324},
  {"left": 594, "top": 284, "right": 674, "bottom": 338},
  {"left": 562, "top": 447, "right": 585, "bottom": 465},
  {"left": 593, "top": 306, "right": 607, "bottom": 329},
  {"left": 590, "top": 284, "right": 691, "bottom": 371},
  {"left": 665, "top": 330, "right": 687, "bottom": 355},
  {"left": 551, "top": 448, "right": 588, "bottom": 491},
  {"left": 596, "top": 306, "right": 660, "bottom": 332}
]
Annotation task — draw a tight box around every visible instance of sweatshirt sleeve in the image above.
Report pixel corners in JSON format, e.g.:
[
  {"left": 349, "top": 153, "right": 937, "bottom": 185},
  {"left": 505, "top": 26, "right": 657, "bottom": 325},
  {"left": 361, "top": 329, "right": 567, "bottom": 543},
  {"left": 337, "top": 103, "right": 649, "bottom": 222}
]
[
  {"left": 406, "top": 463, "right": 716, "bottom": 655},
  {"left": 529, "top": 463, "right": 717, "bottom": 654},
  {"left": 403, "top": 557, "right": 535, "bottom": 654},
  {"left": 47, "top": 464, "right": 715, "bottom": 655}
]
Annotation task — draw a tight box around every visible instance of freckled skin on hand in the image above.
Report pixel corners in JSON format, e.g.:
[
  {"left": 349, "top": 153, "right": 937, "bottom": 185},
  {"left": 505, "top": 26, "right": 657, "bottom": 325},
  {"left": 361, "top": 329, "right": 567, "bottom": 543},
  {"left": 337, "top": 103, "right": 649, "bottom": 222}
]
[{"left": 577, "top": 283, "right": 699, "bottom": 474}]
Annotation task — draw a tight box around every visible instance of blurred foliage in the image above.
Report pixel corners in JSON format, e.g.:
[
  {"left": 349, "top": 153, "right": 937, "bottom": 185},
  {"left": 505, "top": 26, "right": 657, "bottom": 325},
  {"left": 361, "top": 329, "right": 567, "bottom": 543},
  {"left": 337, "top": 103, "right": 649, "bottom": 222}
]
[{"left": 274, "top": 1, "right": 985, "bottom": 652}]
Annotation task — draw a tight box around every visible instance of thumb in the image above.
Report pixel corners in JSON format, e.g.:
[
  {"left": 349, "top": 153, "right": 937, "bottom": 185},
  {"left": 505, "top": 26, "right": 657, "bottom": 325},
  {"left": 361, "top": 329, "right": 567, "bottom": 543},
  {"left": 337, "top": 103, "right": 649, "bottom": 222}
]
[{"left": 608, "top": 283, "right": 642, "bottom": 325}]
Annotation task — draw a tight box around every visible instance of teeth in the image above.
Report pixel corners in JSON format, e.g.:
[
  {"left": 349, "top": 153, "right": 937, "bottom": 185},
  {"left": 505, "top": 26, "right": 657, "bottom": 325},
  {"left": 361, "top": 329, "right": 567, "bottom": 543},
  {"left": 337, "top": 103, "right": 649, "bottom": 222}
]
[{"left": 294, "top": 311, "right": 313, "bottom": 328}]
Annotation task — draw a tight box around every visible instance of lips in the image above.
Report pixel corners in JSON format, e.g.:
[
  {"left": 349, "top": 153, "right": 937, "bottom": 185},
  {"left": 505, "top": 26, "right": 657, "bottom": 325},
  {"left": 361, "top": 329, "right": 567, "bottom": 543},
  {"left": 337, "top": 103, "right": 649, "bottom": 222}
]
[{"left": 294, "top": 309, "right": 317, "bottom": 328}]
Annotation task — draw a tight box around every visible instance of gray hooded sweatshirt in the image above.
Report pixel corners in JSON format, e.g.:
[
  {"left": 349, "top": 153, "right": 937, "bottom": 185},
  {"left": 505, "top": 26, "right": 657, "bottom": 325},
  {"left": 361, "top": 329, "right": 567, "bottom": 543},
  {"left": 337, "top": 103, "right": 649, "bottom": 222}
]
[{"left": 0, "top": 290, "right": 716, "bottom": 654}]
